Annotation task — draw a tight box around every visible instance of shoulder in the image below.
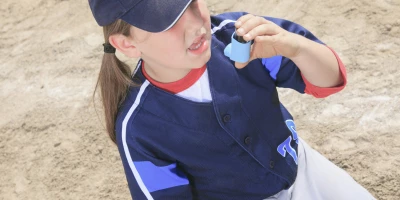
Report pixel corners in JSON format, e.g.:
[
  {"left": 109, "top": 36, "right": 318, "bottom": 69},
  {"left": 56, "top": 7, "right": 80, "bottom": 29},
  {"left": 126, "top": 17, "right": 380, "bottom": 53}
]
[
  {"left": 210, "top": 12, "right": 295, "bottom": 43},
  {"left": 211, "top": 11, "right": 247, "bottom": 23},
  {"left": 210, "top": 12, "right": 297, "bottom": 30},
  {"left": 211, "top": 12, "right": 315, "bottom": 38},
  {"left": 210, "top": 12, "right": 246, "bottom": 34},
  {"left": 115, "top": 79, "right": 151, "bottom": 141}
]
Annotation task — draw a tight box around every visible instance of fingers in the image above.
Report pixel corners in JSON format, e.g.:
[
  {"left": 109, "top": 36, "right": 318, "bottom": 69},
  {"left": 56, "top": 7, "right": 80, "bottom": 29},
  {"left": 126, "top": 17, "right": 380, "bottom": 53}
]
[
  {"left": 255, "top": 35, "right": 277, "bottom": 44},
  {"left": 233, "top": 14, "right": 282, "bottom": 69},
  {"left": 235, "top": 15, "right": 272, "bottom": 38},
  {"left": 235, "top": 14, "right": 254, "bottom": 29},
  {"left": 234, "top": 61, "right": 248, "bottom": 69},
  {"left": 234, "top": 53, "right": 258, "bottom": 68},
  {"left": 235, "top": 14, "right": 260, "bottom": 35},
  {"left": 233, "top": 36, "right": 277, "bottom": 69},
  {"left": 243, "top": 24, "right": 280, "bottom": 41},
  {"left": 236, "top": 16, "right": 265, "bottom": 37}
]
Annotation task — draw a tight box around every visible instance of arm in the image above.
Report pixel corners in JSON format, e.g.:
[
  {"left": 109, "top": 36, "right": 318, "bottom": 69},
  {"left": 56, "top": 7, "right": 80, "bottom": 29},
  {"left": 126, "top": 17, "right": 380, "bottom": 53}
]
[
  {"left": 300, "top": 46, "right": 347, "bottom": 98},
  {"left": 289, "top": 34, "right": 343, "bottom": 88},
  {"left": 233, "top": 13, "right": 347, "bottom": 98}
]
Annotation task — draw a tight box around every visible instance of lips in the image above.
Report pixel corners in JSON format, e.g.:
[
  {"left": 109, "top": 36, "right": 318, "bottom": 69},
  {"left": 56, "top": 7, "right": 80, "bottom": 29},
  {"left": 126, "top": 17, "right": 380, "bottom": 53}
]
[{"left": 189, "top": 34, "right": 206, "bottom": 50}]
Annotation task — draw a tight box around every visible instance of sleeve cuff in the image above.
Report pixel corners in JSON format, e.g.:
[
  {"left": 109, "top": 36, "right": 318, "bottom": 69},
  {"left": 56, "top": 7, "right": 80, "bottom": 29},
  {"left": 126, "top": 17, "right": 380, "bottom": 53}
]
[{"left": 301, "top": 46, "right": 347, "bottom": 98}]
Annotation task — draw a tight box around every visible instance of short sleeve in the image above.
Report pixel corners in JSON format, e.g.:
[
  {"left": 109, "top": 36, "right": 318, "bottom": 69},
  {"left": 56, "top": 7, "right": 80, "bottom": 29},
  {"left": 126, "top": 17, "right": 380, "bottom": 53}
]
[{"left": 260, "top": 17, "right": 347, "bottom": 97}]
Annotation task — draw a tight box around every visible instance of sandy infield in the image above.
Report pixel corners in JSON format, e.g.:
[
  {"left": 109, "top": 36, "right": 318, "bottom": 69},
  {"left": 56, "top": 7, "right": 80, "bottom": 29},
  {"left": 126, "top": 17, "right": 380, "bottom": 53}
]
[{"left": 1, "top": 0, "right": 399, "bottom": 199}]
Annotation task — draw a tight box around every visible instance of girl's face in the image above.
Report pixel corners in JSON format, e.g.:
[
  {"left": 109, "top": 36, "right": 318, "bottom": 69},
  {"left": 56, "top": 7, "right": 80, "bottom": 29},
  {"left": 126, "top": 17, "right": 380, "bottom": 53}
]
[{"left": 131, "top": 0, "right": 212, "bottom": 71}]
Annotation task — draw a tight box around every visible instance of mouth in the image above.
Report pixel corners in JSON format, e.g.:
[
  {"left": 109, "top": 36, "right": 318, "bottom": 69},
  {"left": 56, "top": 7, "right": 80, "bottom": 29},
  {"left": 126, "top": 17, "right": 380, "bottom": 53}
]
[{"left": 188, "top": 33, "right": 206, "bottom": 51}]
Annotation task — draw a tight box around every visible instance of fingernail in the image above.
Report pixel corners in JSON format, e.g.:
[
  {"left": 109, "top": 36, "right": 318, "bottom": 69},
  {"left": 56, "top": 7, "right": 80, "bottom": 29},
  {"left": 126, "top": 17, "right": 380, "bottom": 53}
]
[
  {"left": 244, "top": 34, "right": 250, "bottom": 39},
  {"left": 237, "top": 28, "right": 244, "bottom": 34},
  {"left": 236, "top": 21, "right": 242, "bottom": 26}
]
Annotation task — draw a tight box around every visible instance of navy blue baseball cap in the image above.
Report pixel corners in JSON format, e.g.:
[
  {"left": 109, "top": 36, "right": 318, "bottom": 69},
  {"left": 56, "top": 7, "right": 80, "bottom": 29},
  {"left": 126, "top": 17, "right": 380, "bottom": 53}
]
[{"left": 89, "top": 0, "right": 193, "bottom": 32}]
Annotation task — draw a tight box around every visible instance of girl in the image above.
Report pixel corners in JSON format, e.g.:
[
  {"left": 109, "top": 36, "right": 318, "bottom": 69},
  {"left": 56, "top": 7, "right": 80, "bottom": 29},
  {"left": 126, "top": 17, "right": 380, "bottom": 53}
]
[{"left": 89, "top": 0, "right": 375, "bottom": 199}]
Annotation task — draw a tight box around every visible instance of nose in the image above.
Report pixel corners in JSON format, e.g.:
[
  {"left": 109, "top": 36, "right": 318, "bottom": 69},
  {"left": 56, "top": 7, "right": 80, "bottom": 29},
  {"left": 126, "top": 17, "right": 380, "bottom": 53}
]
[{"left": 183, "top": 3, "right": 205, "bottom": 34}]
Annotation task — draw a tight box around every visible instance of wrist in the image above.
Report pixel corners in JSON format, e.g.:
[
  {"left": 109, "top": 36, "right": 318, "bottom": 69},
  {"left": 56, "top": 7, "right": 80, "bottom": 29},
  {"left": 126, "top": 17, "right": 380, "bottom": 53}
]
[{"left": 287, "top": 33, "right": 308, "bottom": 60}]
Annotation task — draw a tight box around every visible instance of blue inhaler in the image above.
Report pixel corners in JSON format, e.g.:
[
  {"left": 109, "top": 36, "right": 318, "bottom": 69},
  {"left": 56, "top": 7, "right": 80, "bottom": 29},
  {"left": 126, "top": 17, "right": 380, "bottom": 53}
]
[{"left": 224, "top": 32, "right": 252, "bottom": 63}]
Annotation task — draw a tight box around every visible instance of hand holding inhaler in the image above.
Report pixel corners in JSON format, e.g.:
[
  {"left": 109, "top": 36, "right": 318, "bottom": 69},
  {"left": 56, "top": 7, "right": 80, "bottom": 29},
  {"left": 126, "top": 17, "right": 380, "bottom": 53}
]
[
  {"left": 224, "top": 31, "right": 252, "bottom": 64},
  {"left": 224, "top": 14, "right": 302, "bottom": 69}
]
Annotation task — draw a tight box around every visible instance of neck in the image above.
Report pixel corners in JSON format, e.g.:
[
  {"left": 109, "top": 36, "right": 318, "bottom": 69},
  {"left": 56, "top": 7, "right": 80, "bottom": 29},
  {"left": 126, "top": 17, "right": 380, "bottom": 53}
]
[{"left": 142, "top": 60, "right": 192, "bottom": 83}]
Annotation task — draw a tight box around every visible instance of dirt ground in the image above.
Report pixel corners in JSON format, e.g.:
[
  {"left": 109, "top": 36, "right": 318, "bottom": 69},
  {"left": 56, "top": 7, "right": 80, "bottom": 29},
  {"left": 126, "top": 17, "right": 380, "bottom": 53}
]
[{"left": 1, "top": 0, "right": 399, "bottom": 199}]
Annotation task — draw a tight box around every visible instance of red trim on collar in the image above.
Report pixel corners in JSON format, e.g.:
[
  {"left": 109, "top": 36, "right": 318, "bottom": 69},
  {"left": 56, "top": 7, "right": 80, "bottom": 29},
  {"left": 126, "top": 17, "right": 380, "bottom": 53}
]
[{"left": 141, "top": 61, "right": 207, "bottom": 94}]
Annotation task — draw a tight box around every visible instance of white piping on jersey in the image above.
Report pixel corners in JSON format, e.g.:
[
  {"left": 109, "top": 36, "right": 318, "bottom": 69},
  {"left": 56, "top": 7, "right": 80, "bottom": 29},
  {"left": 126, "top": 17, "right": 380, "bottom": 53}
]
[
  {"left": 211, "top": 19, "right": 236, "bottom": 34},
  {"left": 161, "top": 1, "right": 193, "bottom": 32},
  {"left": 121, "top": 80, "right": 154, "bottom": 200},
  {"left": 133, "top": 59, "right": 142, "bottom": 75}
]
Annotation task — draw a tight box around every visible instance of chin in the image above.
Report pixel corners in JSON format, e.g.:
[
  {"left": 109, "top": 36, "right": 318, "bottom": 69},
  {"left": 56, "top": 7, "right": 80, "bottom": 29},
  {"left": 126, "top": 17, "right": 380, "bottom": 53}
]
[
  {"left": 203, "top": 46, "right": 212, "bottom": 61},
  {"left": 198, "top": 51, "right": 212, "bottom": 68}
]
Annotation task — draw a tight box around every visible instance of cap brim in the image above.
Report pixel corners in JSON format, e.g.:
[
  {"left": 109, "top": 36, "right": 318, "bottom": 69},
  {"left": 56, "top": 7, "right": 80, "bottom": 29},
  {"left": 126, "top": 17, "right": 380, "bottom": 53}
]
[{"left": 120, "top": 0, "right": 193, "bottom": 33}]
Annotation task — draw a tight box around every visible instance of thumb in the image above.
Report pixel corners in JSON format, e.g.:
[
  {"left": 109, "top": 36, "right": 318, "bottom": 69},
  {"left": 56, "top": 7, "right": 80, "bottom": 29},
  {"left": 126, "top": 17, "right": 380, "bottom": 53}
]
[
  {"left": 234, "top": 44, "right": 258, "bottom": 69},
  {"left": 234, "top": 60, "right": 251, "bottom": 69}
]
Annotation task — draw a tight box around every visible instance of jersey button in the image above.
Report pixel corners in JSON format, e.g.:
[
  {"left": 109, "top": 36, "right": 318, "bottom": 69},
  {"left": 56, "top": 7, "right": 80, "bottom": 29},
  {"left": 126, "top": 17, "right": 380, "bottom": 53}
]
[
  {"left": 223, "top": 114, "right": 231, "bottom": 123},
  {"left": 269, "top": 161, "right": 275, "bottom": 169},
  {"left": 244, "top": 136, "right": 252, "bottom": 145}
]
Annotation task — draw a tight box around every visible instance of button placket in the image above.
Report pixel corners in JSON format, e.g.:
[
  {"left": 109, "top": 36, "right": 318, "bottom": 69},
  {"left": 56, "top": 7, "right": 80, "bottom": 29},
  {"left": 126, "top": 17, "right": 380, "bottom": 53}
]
[
  {"left": 223, "top": 114, "right": 231, "bottom": 123},
  {"left": 269, "top": 161, "right": 275, "bottom": 169},
  {"left": 244, "top": 136, "right": 252, "bottom": 145}
]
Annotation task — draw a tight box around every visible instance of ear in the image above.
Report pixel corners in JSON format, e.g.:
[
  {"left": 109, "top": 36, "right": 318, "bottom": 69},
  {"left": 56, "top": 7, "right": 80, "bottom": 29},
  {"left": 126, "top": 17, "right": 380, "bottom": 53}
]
[{"left": 108, "top": 34, "right": 141, "bottom": 58}]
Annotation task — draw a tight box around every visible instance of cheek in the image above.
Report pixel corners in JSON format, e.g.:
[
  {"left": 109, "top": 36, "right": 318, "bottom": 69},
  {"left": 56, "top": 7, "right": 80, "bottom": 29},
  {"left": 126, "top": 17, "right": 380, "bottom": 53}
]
[
  {"left": 165, "top": 23, "right": 186, "bottom": 48},
  {"left": 151, "top": 34, "right": 187, "bottom": 62},
  {"left": 167, "top": 26, "right": 184, "bottom": 40}
]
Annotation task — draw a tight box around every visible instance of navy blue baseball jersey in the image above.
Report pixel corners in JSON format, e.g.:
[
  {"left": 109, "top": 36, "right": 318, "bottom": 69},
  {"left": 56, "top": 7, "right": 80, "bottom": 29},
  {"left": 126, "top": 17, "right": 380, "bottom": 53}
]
[{"left": 115, "top": 12, "right": 346, "bottom": 200}]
